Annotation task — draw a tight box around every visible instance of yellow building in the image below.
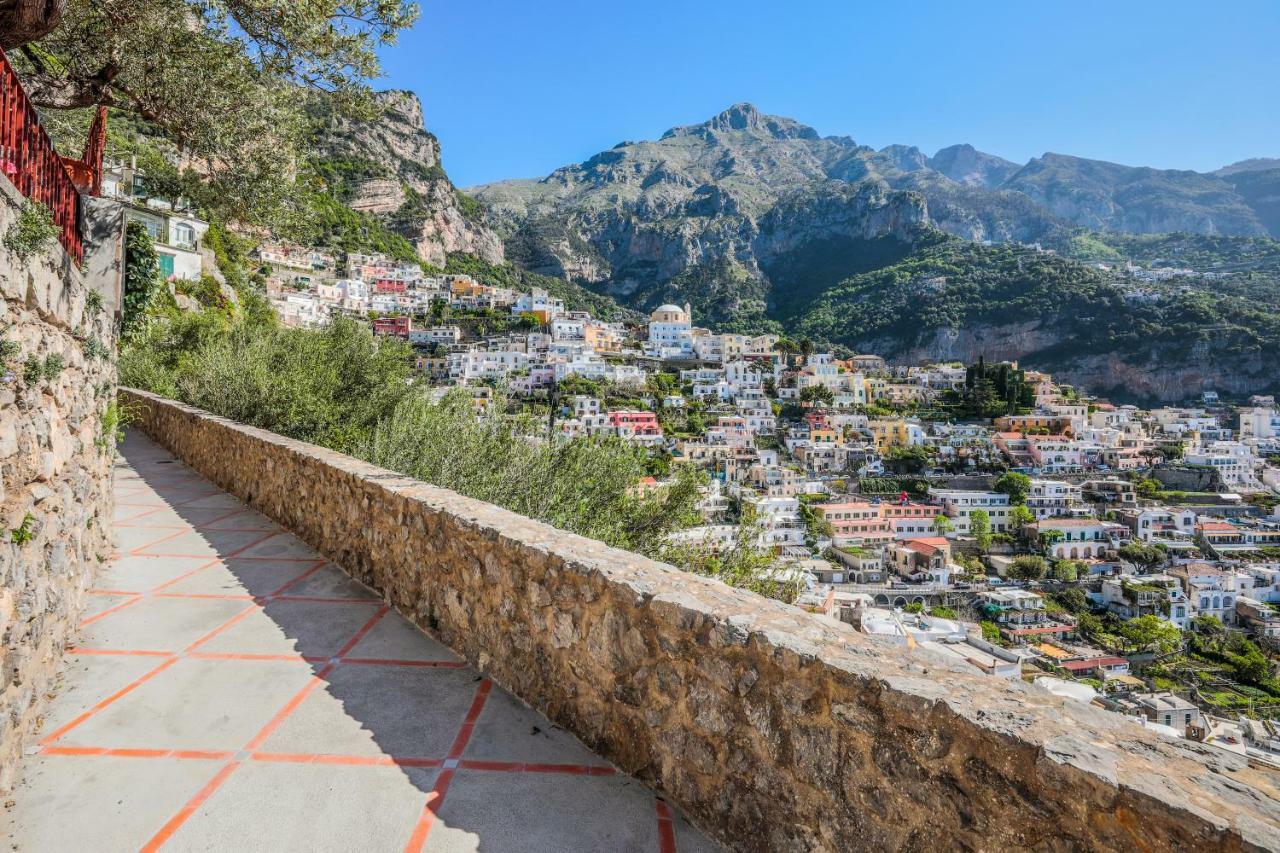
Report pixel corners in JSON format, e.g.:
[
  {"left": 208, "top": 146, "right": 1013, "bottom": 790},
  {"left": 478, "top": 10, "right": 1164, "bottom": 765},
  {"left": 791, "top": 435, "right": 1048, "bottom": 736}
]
[{"left": 868, "top": 419, "right": 911, "bottom": 452}]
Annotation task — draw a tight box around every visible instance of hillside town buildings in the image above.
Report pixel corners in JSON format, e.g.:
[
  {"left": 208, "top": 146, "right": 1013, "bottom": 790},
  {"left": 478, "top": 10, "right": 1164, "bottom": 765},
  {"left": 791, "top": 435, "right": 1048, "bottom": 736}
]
[{"left": 249, "top": 243, "right": 1280, "bottom": 753}]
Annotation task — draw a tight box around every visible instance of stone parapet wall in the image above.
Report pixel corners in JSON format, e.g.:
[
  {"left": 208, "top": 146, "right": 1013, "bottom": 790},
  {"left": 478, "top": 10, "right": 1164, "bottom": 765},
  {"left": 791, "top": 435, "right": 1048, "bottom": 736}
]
[
  {"left": 0, "top": 177, "right": 118, "bottom": 791},
  {"left": 121, "top": 387, "right": 1280, "bottom": 852}
]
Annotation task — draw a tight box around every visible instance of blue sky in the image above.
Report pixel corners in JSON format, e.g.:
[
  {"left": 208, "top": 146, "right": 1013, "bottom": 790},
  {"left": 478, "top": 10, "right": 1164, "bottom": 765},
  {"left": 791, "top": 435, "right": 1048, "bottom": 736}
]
[{"left": 378, "top": 0, "right": 1280, "bottom": 188}]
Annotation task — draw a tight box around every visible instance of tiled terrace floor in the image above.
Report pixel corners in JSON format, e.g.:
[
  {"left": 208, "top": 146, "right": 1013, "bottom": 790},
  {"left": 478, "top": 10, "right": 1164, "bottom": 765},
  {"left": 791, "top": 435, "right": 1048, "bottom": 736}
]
[{"left": 3, "top": 433, "right": 718, "bottom": 852}]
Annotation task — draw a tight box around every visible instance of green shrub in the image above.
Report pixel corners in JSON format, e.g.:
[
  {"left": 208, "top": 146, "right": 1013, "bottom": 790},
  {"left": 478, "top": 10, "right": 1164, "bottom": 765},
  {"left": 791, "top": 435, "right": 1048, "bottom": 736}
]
[
  {"left": 22, "top": 355, "right": 42, "bottom": 386},
  {"left": 9, "top": 513, "right": 36, "bottom": 545},
  {"left": 42, "top": 353, "right": 65, "bottom": 380},
  {"left": 4, "top": 200, "right": 59, "bottom": 260},
  {"left": 83, "top": 336, "right": 111, "bottom": 361}
]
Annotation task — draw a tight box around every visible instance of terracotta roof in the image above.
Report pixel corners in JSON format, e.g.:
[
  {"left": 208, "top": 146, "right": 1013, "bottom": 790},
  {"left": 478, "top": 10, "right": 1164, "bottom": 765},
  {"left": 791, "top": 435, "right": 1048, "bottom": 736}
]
[
  {"left": 1197, "top": 521, "right": 1237, "bottom": 532},
  {"left": 903, "top": 538, "right": 949, "bottom": 555}
]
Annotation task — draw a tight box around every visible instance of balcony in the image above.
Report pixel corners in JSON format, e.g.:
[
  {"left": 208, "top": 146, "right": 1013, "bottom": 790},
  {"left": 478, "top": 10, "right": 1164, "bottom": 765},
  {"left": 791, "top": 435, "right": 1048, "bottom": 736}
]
[{"left": 8, "top": 388, "right": 1280, "bottom": 850}]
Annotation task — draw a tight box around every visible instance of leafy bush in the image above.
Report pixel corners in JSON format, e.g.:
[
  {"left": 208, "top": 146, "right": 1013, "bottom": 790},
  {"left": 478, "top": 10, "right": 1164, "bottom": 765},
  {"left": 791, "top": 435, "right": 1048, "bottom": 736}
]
[
  {"left": 9, "top": 513, "right": 36, "bottom": 545},
  {"left": 42, "top": 353, "right": 65, "bottom": 380},
  {"left": 22, "top": 356, "right": 42, "bottom": 386},
  {"left": 1008, "top": 555, "right": 1048, "bottom": 580},
  {"left": 83, "top": 336, "right": 111, "bottom": 361},
  {"left": 124, "top": 312, "right": 413, "bottom": 454},
  {"left": 123, "top": 222, "right": 169, "bottom": 338},
  {"left": 0, "top": 336, "right": 20, "bottom": 362},
  {"left": 4, "top": 200, "right": 59, "bottom": 260}
]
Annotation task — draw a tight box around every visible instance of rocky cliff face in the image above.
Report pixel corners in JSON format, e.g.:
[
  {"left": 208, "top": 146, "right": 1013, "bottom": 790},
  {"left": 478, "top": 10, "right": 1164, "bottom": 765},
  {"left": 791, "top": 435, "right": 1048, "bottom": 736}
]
[
  {"left": 474, "top": 104, "right": 932, "bottom": 312},
  {"left": 317, "top": 91, "right": 504, "bottom": 268},
  {"left": 473, "top": 104, "right": 1280, "bottom": 301},
  {"left": 927, "top": 144, "right": 1020, "bottom": 189},
  {"left": 855, "top": 318, "right": 1277, "bottom": 404},
  {"left": 1002, "top": 153, "right": 1268, "bottom": 237}
]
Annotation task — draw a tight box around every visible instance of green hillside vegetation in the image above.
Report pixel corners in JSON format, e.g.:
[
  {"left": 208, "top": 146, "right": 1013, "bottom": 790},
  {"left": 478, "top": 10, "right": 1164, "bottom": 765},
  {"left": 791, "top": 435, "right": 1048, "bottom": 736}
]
[
  {"left": 640, "top": 256, "right": 781, "bottom": 334},
  {"left": 786, "top": 232, "right": 1280, "bottom": 373},
  {"left": 1062, "top": 231, "right": 1280, "bottom": 277}
]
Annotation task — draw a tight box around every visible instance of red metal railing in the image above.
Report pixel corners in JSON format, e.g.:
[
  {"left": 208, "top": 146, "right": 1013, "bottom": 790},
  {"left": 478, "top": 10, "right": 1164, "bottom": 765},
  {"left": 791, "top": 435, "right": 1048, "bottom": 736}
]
[{"left": 0, "top": 49, "right": 88, "bottom": 264}]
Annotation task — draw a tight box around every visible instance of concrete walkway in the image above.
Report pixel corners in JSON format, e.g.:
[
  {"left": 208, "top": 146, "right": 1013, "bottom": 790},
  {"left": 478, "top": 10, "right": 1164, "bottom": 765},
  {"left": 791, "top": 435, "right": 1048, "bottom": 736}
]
[{"left": 3, "top": 433, "right": 718, "bottom": 852}]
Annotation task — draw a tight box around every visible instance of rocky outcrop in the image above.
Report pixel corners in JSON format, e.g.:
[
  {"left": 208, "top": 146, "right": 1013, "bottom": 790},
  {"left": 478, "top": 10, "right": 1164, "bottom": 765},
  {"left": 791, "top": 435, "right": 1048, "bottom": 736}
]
[
  {"left": 123, "top": 387, "right": 1280, "bottom": 852},
  {"left": 856, "top": 317, "right": 1278, "bottom": 404},
  {"left": 317, "top": 90, "right": 504, "bottom": 267},
  {"left": 927, "top": 143, "right": 1019, "bottom": 188},
  {"left": 1003, "top": 153, "right": 1268, "bottom": 236},
  {"left": 473, "top": 105, "right": 933, "bottom": 311},
  {"left": 473, "top": 105, "right": 1280, "bottom": 304},
  {"left": 0, "top": 178, "right": 118, "bottom": 792}
]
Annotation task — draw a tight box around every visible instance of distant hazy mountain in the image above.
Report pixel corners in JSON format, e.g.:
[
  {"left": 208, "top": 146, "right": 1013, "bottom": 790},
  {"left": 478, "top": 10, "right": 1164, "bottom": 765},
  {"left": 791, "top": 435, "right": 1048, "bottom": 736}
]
[
  {"left": 1213, "top": 161, "right": 1280, "bottom": 238},
  {"left": 1001, "top": 153, "right": 1266, "bottom": 236}
]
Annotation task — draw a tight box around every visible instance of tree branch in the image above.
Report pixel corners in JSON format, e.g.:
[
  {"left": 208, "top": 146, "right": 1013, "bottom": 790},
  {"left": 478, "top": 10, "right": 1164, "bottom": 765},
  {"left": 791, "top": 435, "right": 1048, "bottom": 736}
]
[
  {"left": 0, "top": 0, "right": 66, "bottom": 51},
  {"left": 22, "top": 64, "right": 119, "bottom": 110}
]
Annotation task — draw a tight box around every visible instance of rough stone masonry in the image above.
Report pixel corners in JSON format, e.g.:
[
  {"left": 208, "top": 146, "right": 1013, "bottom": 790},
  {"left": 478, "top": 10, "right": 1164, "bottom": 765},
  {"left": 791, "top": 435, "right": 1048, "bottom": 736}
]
[
  {"left": 121, "top": 387, "right": 1280, "bottom": 852},
  {"left": 0, "top": 179, "right": 119, "bottom": 791}
]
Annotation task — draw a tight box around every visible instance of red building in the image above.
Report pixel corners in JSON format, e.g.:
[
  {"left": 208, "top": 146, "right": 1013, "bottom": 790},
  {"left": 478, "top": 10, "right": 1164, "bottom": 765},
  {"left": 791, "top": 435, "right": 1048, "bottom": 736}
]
[
  {"left": 372, "top": 316, "right": 410, "bottom": 338},
  {"left": 374, "top": 278, "right": 408, "bottom": 294},
  {"left": 606, "top": 411, "right": 662, "bottom": 437}
]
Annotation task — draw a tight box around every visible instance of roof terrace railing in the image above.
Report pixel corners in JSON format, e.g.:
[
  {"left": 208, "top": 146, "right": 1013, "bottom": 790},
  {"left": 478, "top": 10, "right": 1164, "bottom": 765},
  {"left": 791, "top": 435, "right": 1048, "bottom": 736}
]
[{"left": 0, "top": 49, "right": 107, "bottom": 264}]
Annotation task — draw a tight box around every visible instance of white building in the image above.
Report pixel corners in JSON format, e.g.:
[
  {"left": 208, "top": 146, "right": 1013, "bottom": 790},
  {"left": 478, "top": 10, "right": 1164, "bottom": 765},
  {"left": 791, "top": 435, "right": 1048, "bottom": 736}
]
[
  {"left": 929, "top": 489, "right": 1012, "bottom": 534},
  {"left": 647, "top": 304, "right": 694, "bottom": 357},
  {"left": 1026, "top": 479, "right": 1082, "bottom": 520}
]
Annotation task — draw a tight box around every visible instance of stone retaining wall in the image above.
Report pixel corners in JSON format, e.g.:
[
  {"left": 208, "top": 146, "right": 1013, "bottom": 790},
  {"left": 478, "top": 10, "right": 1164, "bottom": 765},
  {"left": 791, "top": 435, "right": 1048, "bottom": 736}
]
[
  {"left": 0, "top": 177, "right": 119, "bottom": 791},
  {"left": 121, "top": 387, "right": 1280, "bottom": 852}
]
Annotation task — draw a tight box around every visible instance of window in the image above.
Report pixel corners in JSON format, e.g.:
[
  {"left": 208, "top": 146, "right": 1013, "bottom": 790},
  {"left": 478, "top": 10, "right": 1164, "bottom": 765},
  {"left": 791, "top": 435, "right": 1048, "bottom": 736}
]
[{"left": 173, "top": 222, "right": 195, "bottom": 248}]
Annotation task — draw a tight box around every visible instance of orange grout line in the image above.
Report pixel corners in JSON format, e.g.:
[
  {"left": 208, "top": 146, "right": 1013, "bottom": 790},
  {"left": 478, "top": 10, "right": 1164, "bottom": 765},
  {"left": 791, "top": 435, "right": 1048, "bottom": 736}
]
[
  {"left": 446, "top": 679, "right": 493, "bottom": 759},
  {"left": 38, "top": 656, "right": 179, "bottom": 745},
  {"left": 78, "top": 594, "right": 144, "bottom": 627},
  {"left": 181, "top": 603, "right": 262, "bottom": 654},
  {"left": 403, "top": 780, "right": 448, "bottom": 853},
  {"left": 114, "top": 506, "right": 166, "bottom": 524},
  {"left": 656, "top": 800, "right": 677, "bottom": 853},
  {"left": 38, "top": 742, "right": 615, "bottom": 774},
  {"left": 140, "top": 761, "right": 242, "bottom": 853},
  {"left": 267, "top": 560, "right": 328, "bottom": 597},
  {"left": 88, "top": 588, "right": 140, "bottom": 596},
  {"left": 332, "top": 605, "right": 390, "bottom": 659},
  {"left": 241, "top": 666, "right": 333, "bottom": 752},
  {"left": 126, "top": 527, "right": 199, "bottom": 557},
  {"left": 188, "top": 652, "right": 308, "bottom": 662},
  {"left": 156, "top": 592, "right": 255, "bottom": 601},
  {"left": 41, "top": 746, "right": 235, "bottom": 761}
]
